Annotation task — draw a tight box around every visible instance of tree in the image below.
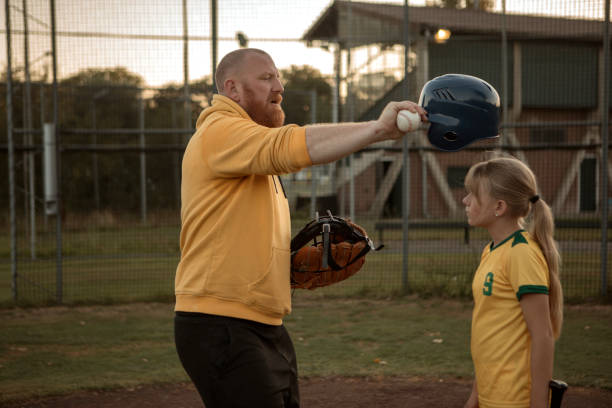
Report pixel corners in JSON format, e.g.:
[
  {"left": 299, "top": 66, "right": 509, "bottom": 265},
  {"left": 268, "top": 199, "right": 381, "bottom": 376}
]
[
  {"left": 58, "top": 67, "right": 145, "bottom": 213},
  {"left": 147, "top": 76, "right": 213, "bottom": 131},
  {"left": 280, "top": 65, "right": 333, "bottom": 126},
  {"left": 60, "top": 67, "right": 143, "bottom": 130},
  {"left": 144, "top": 76, "right": 214, "bottom": 210}
]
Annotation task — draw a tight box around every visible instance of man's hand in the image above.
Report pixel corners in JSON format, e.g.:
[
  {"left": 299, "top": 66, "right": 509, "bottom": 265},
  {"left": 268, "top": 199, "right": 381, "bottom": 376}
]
[
  {"left": 463, "top": 380, "right": 479, "bottom": 408},
  {"left": 374, "top": 101, "right": 428, "bottom": 142}
]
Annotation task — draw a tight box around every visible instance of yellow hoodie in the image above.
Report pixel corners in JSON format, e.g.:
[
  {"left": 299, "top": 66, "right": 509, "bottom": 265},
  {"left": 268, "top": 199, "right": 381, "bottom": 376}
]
[{"left": 175, "top": 95, "right": 312, "bottom": 325}]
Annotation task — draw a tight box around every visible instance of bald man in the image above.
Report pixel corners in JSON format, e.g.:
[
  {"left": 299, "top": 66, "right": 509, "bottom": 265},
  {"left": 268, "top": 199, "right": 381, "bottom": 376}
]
[{"left": 174, "top": 48, "right": 426, "bottom": 408}]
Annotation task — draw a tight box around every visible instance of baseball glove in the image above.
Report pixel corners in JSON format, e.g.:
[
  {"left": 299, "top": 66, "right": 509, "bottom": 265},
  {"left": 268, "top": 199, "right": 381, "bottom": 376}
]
[{"left": 290, "top": 211, "right": 382, "bottom": 290}]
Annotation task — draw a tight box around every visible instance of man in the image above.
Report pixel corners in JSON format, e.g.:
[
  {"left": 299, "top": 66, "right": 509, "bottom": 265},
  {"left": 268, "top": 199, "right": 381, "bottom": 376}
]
[{"left": 174, "top": 48, "right": 426, "bottom": 408}]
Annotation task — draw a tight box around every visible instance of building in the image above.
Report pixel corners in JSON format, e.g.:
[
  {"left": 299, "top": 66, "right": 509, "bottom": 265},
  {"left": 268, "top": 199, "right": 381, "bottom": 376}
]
[{"left": 301, "top": 0, "right": 611, "bottom": 218}]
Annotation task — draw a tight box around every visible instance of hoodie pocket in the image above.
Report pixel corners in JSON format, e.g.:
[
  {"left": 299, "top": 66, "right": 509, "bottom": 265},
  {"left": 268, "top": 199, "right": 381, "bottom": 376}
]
[{"left": 247, "top": 246, "right": 291, "bottom": 316}]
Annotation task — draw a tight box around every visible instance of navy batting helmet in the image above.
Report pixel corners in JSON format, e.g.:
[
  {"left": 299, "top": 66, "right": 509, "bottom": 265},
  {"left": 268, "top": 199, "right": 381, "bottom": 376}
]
[{"left": 418, "top": 74, "right": 500, "bottom": 151}]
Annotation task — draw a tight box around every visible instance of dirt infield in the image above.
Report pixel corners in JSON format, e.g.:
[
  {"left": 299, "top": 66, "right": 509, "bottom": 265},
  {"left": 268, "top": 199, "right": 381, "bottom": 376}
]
[{"left": 6, "top": 377, "right": 612, "bottom": 408}]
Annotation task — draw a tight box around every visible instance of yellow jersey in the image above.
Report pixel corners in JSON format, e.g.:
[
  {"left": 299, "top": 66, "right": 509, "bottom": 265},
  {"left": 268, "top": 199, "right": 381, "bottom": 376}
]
[{"left": 471, "top": 230, "right": 550, "bottom": 408}]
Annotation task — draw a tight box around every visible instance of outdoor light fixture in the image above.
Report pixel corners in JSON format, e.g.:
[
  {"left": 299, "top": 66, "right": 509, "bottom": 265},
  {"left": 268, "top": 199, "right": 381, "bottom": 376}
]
[
  {"left": 236, "top": 31, "right": 248, "bottom": 48},
  {"left": 434, "top": 28, "right": 451, "bottom": 43}
]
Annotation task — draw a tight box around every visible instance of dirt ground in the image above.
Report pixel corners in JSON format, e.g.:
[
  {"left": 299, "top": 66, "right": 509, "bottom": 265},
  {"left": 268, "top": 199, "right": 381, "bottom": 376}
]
[{"left": 4, "top": 377, "right": 611, "bottom": 408}]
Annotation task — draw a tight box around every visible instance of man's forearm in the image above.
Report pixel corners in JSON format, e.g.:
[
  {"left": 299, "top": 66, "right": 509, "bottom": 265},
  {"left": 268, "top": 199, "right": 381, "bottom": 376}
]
[
  {"left": 304, "top": 100, "right": 426, "bottom": 165},
  {"left": 304, "top": 121, "right": 382, "bottom": 165}
]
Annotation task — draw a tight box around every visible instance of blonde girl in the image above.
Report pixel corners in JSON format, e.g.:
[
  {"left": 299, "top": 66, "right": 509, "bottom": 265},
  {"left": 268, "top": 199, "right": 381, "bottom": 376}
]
[{"left": 462, "top": 156, "right": 563, "bottom": 408}]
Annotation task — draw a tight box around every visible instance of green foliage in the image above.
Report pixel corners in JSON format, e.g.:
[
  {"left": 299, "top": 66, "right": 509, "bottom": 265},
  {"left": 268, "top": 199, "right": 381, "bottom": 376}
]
[
  {"left": 0, "top": 67, "right": 215, "bottom": 215},
  {"left": 60, "top": 67, "right": 144, "bottom": 130},
  {"left": 1, "top": 64, "right": 334, "bottom": 214},
  {"left": 280, "top": 65, "right": 332, "bottom": 125},
  {"left": 1, "top": 218, "right": 609, "bottom": 306}
]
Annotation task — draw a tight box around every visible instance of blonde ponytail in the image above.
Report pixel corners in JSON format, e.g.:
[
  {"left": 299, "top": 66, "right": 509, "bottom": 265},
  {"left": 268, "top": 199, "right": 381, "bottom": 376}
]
[{"left": 529, "top": 198, "right": 563, "bottom": 339}]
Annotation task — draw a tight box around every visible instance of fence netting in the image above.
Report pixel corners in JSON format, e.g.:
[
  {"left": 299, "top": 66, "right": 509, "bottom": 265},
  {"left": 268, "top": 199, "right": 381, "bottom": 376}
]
[{"left": 1, "top": 0, "right": 610, "bottom": 305}]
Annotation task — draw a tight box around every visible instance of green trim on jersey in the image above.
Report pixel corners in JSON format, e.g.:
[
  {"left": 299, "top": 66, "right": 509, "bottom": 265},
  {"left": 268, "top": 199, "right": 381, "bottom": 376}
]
[
  {"left": 490, "top": 229, "right": 526, "bottom": 251},
  {"left": 511, "top": 231, "right": 528, "bottom": 247},
  {"left": 516, "top": 284, "right": 549, "bottom": 300}
]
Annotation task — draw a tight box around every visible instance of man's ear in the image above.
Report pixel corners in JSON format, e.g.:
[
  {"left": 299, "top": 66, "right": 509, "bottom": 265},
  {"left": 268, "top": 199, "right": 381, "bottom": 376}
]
[{"left": 224, "top": 79, "right": 240, "bottom": 103}]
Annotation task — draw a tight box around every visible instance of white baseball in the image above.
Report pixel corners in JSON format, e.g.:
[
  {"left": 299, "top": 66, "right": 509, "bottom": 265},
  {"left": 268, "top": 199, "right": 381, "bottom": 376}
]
[{"left": 396, "top": 110, "right": 421, "bottom": 132}]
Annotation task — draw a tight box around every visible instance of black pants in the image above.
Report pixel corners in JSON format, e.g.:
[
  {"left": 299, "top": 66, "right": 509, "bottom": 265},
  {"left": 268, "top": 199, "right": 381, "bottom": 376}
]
[{"left": 174, "top": 312, "right": 300, "bottom": 408}]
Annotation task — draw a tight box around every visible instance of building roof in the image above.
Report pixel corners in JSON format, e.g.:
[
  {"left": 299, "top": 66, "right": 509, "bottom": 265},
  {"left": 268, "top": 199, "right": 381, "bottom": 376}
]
[{"left": 303, "top": 1, "right": 606, "bottom": 45}]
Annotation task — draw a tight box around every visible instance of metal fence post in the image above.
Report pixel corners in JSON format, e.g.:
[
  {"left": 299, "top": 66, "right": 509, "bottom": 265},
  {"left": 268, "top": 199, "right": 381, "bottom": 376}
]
[
  {"left": 501, "top": 0, "right": 508, "bottom": 135},
  {"left": 6, "top": 0, "right": 18, "bottom": 302},
  {"left": 22, "top": 0, "right": 37, "bottom": 260},
  {"left": 50, "top": 0, "right": 63, "bottom": 304},
  {"left": 601, "top": 0, "right": 610, "bottom": 297},
  {"left": 139, "top": 96, "right": 147, "bottom": 224},
  {"left": 347, "top": 1, "right": 355, "bottom": 221},
  {"left": 309, "top": 90, "right": 318, "bottom": 218},
  {"left": 210, "top": 0, "right": 217, "bottom": 95},
  {"left": 402, "top": 0, "right": 411, "bottom": 292}
]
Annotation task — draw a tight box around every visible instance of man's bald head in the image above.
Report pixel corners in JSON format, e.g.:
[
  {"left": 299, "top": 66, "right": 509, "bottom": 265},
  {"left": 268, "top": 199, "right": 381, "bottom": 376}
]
[{"left": 215, "top": 48, "right": 272, "bottom": 94}]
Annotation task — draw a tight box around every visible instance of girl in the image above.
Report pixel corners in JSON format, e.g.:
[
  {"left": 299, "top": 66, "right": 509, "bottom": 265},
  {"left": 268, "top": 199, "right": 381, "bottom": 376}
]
[{"left": 462, "top": 156, "right": 563, "bottom": 408}]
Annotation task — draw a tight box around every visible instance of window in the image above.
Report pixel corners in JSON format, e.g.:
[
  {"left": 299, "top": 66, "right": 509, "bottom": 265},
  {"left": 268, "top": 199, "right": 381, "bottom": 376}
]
[
  {"left": 530, "top": 128, "right": 566, "bottom": 145},
  {"left": 579, "top": 157, "right": 597, "bottom": 212},
  {"left": 447, "top": 166, "right": 469, "bottom": 189}
]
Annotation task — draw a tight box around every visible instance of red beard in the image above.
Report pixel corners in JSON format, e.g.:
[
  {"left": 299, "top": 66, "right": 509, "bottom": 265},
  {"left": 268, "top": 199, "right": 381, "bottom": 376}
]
[{"left": 243, "top": 87, "right": 285, "bottom": 128}]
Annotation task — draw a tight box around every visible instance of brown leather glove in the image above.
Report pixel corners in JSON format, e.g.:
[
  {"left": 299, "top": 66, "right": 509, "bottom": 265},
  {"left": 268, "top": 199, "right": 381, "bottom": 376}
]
[{"left": 290, "top": 212, "right": 381, "bottom": 290}]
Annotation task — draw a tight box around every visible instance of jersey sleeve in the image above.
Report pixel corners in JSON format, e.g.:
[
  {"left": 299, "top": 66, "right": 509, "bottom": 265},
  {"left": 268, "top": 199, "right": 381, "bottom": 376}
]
[{"left": 507, "top": 241, "right": 550, "bottom": 300}]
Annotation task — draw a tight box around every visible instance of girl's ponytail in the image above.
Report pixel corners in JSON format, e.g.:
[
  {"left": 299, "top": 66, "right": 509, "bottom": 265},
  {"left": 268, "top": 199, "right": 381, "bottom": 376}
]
[{"left": 529, "top": 198, "right": 563, "bottom": 339}]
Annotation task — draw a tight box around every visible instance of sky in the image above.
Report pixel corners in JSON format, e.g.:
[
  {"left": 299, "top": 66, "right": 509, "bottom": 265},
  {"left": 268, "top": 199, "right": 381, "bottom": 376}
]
[{"left": 1, "top": 0, "right": 608, "bottom": 87}]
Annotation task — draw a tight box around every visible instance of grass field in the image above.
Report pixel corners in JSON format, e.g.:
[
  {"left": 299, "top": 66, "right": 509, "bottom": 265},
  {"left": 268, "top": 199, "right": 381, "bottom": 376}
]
[
  {"left": 1, "top": 297, "right": 611, "bottom": 403},
  {"left": 1, "top": 219, "right": 610, "bottom": 306},
  {"left": 1, "top": 250, "right": 608, "bottom": 306}
]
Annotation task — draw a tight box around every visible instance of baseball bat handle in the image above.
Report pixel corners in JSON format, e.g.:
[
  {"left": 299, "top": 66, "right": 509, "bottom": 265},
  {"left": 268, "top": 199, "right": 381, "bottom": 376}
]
[{"left": 549, "top": 379, "right": 568, "bottom": 408}]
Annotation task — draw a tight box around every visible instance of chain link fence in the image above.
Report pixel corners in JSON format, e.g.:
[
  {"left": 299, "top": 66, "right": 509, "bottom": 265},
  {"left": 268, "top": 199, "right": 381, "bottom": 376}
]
[{"left": 1, "top": 0, "right": 610, "bottom": 305}]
